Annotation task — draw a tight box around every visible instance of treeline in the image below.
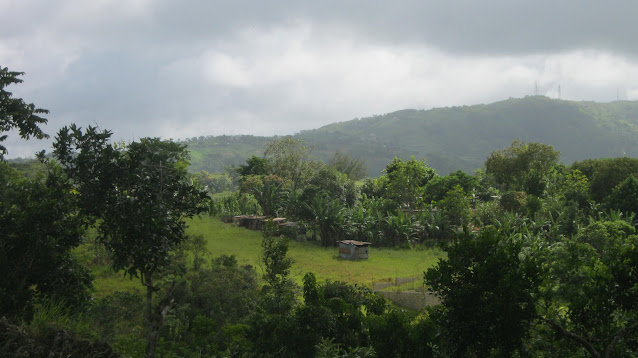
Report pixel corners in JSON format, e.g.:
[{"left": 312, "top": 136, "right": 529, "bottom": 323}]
[{"left": 210, "top": 136, "right": 638, "bottom": 249}]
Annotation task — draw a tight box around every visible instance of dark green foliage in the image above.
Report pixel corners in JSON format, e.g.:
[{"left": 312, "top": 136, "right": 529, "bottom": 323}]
[
  {"left": 208, "top": 191, "right": 261, "bottom": 221},
  {"left": 157, "top": 255, "right": 259, "bottom": 356},
  {"left": 500, "top": 190, "right": 527, "bottom": 214},
  {"left": 53, "top": 126, "right": 209, "bottom": 278},
  {"left": 53, "top": 126, "right": 209, "bottom": 358},
  {"left": 239, "top": 174, "right": 290, "bottom": 217},
  {"left": 0, "top": 163, "right": 92, "bottom": 320},
  {"left": 572, "top": 157, "right": 638, "bottom": 202},
  {"left": 87, "top": 292, "right": 145, "bottom": 343},
  {"left": 485, "top": 139, "right": 560, "bottom": 196},
  {"left": 302, "top": 165, "right": 358, "bottom": 207},
  {"left": 558, "top": 169, "right": 591, "bottom": 210},
  {"left": 536, "top": 220, "right": 638, "bottom": 357},
  {"left": 297, "top": 163, "right": 357, "bottom": 242},
  {"left": 0, "top": 67, "right": 49, "bottom": 159},
  {"left": 604, "top": 175, "right": 638, "bottom": 215},
  {"left": 260, "top": 233, "right": 296, "bottom": 314},
  {"left": 367, "top": 310, "right": 438, "bottom": 358},
  {"left": 303, "top": 194, "right": 347, "bottom": 246},
  {"left": 424, "top": 169, "right": 478, "bottom": 203},
  {"left": 435, "top": 185, "right": 472, "bottom": 228},
  {"left": 0, "top": 316, "right": 119, "bottom": 358},
  {"left": 236, "top": 155, "right": 269, "bottom": 177},
  {"left": 188, "top": 255, "right": 258, "bottom": 327},
  {"left": 281, "top": 276, "right": 387, "bottom": 357},
  {"left": 247, "top": 232, "right": 297, "bottom": 357},
  {"left": 425, "top": 228, "right": 540, "bottom": 357},
  {"left": 383, "top": 156, "right": 437, "bottom": 209}
]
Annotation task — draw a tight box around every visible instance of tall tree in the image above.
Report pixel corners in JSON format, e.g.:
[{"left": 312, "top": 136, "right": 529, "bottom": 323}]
[
  {"left": 264, "top": 136, "right": 320, "bottom": 191},
  {"left": 425, "top": 228, "right": 540, "bottom": 357},
  {"left": 0, "top": 162, "right": 92, "bottom": 320},
  {"left": 485, "top": 140, "right": 560, "bottom": 196},
  {"left": 328, "top": 149, "right": 367, "bottom": 181},
  {"left": 383, "top": 156, "right": 437, "bottom": 210},
  {"left": 236, "top": 155, "right": 269, "bottom": 177},
  {"left": 53, "top": 125, "right": 209, "bottom": 358},
  {"left": 0, "top": 67, "right": 49, "bottom": 159}
]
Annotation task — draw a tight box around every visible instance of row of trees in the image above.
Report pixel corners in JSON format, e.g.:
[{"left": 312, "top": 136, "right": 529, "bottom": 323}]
[{"left": 212, "top": 134, "right": 638, "bottom": 251}]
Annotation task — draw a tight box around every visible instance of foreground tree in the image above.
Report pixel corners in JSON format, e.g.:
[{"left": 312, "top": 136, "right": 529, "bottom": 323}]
[
  {"left": 53, "top": 125, "right": 209, "bottom": 358},
  {"left": 426, "top": 220, "right": 638, "bottom": 357},
  {"left": 0, "top": 162, "right": 92, "bottom": 320},
  {"left": 537, "top": 220, "right": 638, "bottom": 357},
  {"left": 425, "top": 228, "right": 540, "bottom": 356},
  {"left": 0, "top": 67, "right": 49, "bottom": 159}
]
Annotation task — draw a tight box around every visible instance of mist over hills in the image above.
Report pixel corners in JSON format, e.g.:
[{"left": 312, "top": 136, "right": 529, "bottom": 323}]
[{"left": 185, "top": 96, "right": 638, "bottom": 177}]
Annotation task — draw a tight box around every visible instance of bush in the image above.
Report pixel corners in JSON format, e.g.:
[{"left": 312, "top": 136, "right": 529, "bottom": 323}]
[{"left": 209, "top": 192, "right": 261, "bottom": 222}]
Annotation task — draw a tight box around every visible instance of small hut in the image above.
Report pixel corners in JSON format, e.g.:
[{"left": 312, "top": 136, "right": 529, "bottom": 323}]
[{"left": 338, "top": 240, "right": 372, "bottom": 260}]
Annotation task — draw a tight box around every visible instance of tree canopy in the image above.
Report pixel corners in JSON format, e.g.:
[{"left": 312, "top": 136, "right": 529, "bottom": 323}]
[
  {"left": 0, "top": 67, "right": 49, "bottom": 159},
  {"left": 485, "top": 139, "right": 560, "bottom": 196},
  {"left": 52, "top": 125, "right": 209, "bottom": 358}
]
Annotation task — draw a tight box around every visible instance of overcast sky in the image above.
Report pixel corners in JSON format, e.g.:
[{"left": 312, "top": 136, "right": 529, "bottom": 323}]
[{"left": 2, "top": 0, "right": 638, "bottom": 158}]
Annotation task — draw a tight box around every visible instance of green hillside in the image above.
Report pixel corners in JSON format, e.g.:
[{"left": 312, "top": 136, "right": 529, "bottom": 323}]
[{"left": 185, "top": 96, "right": 638, "bottom": 176}]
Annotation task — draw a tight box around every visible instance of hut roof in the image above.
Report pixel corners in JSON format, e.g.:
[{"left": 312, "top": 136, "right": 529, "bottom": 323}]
[{"left": 338, "top": 240, "right": 372, "bottom": 246}]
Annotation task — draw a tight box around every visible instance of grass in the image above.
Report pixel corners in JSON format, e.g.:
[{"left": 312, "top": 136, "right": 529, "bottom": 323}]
[
  {"left": 87, "top": 215, "right": 445, "bottom": 296},
  {"left": 187, "top": 216, "right": 445, "bottom": 287}
]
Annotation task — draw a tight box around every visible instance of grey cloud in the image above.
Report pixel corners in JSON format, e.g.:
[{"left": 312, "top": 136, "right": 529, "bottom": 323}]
[
  {"left": 2, "top": 0, "right": 638, "bottom": 159},
  {"left": 10, "top": 1, "right": 633, "bottom": 57},
  {"left": 131, "top": 1, "right": 638, "bottom": 57}
]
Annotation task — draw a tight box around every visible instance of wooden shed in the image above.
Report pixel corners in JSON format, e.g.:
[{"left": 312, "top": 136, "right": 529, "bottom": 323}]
[{"left": 338, "top": 240, "right": 372, "bottom": 260}]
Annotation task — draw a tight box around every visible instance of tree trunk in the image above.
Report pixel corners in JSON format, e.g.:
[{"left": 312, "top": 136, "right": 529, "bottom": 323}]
[
  {"left": 143, "top": 270, "right": 176, "bottom": 358},
  {"left": 144, "top": 271, "right": 160, "bottom": 358}
]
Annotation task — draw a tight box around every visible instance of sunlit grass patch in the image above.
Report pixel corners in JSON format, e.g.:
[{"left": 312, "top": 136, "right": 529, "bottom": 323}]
[
  {"left": 187, "top": 216, "right": 444, "bottom": 287},
  {"left": 88, "top": 215, "right": 445, "bottom": 295}
]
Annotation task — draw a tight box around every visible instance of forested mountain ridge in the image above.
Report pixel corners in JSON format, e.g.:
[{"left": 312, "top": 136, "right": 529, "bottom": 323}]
[{"left": 185, "top": 96, "right": 638, "bottom": 176}]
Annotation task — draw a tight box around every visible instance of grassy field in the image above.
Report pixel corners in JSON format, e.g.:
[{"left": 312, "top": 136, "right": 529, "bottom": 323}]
[
  {"left": 88, "top": 215, "right": 445, "bottom": 296},
  {"left": 187, "top": 215, "right": 444, "bottom": 287}
]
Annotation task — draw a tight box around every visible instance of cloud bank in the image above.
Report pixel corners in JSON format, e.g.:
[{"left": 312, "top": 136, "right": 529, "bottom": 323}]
[{"left": 2, "top": 0, "right": 637, "bottom": 157}]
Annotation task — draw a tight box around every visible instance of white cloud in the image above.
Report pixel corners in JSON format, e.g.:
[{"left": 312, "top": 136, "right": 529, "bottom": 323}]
[{"left": 3, "top": 3, "right": 638, "bottom": 157}]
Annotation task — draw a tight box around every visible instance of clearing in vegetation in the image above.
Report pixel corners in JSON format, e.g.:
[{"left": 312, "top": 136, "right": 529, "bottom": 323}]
[{"left": 89, "top": 215, "right": 444, "bottom": 297}]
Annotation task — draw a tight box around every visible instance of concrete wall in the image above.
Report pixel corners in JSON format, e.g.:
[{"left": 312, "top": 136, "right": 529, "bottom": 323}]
[{"left": 376, "top": 291, "right": 441, "bottom": 311}]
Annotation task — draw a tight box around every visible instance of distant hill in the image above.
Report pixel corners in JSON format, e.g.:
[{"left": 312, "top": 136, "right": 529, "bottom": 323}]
[{"left": 185, "top": 96, "right": 638, "bottom": 177}]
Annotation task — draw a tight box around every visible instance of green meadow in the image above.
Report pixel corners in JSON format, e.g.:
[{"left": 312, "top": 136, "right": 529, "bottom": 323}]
[{"left": 90, "top": 215, "right": 445, "bottom": 297}]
